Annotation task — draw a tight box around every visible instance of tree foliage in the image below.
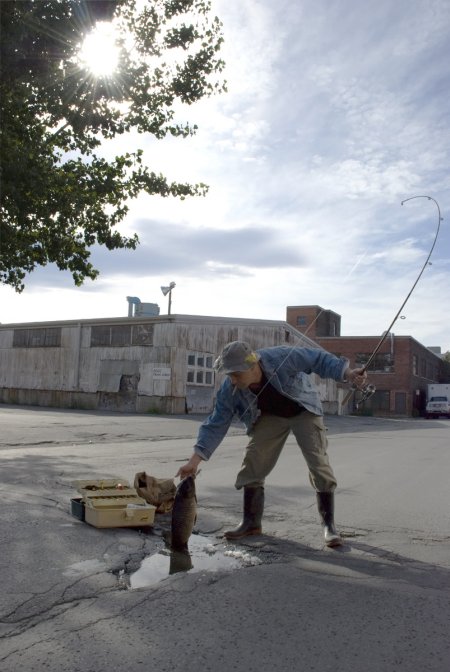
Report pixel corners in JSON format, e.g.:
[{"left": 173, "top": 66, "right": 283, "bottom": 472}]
[{"left": 0, "top": 0, "right": 225, "bottom": 291}]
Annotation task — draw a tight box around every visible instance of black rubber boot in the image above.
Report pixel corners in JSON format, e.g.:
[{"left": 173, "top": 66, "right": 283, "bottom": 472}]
[
  {"left": 224, "top": 486, "right": 264, "bottom": 540},
  {"left": 316, "top": 491, "right": 342, "bottom": 547}
]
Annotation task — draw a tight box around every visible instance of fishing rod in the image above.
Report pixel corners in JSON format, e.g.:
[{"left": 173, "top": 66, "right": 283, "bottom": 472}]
[{"left": 342, "top": 195, "right": 443, "bottom": 408}]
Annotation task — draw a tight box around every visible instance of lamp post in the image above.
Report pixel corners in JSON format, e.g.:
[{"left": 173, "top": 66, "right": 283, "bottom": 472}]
[{"left": 160, "top": 281, "right": 176, "bottom": 315}]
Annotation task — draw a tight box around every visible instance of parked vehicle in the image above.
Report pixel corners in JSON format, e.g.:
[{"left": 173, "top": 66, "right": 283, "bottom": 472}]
[{"left": 425, "top": 384, "right": 450, "bottom": 418}]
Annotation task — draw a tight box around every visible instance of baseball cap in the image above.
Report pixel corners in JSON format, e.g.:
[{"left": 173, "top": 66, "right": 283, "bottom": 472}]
[{"left": 214, "top": 341, "right": 260, "bottom": 374}]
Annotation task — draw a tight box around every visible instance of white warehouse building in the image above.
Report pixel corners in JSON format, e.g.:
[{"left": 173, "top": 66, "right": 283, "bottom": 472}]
[{"left": 0, "top": 314, "right": 345, "bottom": 415}]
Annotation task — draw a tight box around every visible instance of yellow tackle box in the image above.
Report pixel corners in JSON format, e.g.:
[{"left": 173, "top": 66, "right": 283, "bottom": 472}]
[{"left": 72, "top": 478, "right": 156, "bottom": 528}]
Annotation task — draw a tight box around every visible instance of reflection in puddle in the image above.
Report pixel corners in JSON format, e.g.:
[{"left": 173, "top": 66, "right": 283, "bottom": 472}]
[
  {"left": 170, "top": 549, "right": 193, "bottom": 575},
  {"left": 129, "top": 534, "right": 261, "bottom": 589}
]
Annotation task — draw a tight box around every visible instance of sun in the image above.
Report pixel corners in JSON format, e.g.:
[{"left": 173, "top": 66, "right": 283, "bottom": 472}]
[{"left": 78, "top": 22, "right": 120, "bottom": 77}]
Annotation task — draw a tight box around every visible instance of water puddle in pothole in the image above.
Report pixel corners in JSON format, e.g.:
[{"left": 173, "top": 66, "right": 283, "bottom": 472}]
[{"left": 127, "top": 534, "right": 262, "bottom": 589}]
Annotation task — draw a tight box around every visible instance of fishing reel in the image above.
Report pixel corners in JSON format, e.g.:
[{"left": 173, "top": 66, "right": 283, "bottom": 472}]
[
  {"left": 342, "top": 379, "right": 376, "bottom": 408},
  {"left": 355, "top": 383, "right": 376, "bottom": 409}
]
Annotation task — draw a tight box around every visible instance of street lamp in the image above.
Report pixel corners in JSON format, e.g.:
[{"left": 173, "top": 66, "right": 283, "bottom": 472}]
[{"left": 161, "top": 281, "right": 176, "bottom": 315}]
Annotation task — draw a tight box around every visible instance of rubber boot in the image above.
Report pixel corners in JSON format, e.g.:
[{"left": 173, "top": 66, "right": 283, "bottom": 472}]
[
  {"left": 224, "top": 486, "right": 264, "bottom": 540},
  {"left": 316, "top": 491, "right": 342, "bottom": 547}
]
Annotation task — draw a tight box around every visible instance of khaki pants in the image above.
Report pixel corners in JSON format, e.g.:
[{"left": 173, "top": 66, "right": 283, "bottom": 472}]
[{"left": 235, "top": 412, "right": 337, "bottom": 493}]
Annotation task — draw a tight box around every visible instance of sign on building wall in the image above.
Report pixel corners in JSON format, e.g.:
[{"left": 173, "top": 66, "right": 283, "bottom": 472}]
[
  {"left": 153, "top": 367, "right": 171, "bottom": 380},
  {"left": 138, "top": 364, "right": 171, "bottom": 396}
]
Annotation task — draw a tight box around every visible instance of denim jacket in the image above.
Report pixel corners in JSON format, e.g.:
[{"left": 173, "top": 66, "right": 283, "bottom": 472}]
[{"left": 194, "top": 346, "right": 349, "bottom": 460}]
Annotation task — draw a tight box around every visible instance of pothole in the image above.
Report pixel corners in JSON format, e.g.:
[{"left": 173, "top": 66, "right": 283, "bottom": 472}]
[{"left": 126, "top": 533, "right": 262, "bottom": 589}]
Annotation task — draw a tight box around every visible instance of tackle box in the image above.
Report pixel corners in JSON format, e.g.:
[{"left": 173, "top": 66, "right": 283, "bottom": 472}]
[{"left": 71, "top": 478, "right": 156, "bottom": 528}]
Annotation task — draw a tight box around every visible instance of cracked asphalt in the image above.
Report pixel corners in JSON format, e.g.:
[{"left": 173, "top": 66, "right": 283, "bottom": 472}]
[{"left": 0, "top": 405, "right": 449, "bottom": 672}]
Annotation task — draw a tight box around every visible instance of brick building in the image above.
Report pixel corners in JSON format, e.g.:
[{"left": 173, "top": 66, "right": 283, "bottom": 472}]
[
  {"left": 286, "top": 305, "right": 449, "bottom": 417},
  {"left": 286, "top": 305, "right": 341, "bottom": 338}
]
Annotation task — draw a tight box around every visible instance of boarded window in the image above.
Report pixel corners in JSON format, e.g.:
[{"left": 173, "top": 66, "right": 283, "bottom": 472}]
[
  {"left": 132, "top": 324, "right": 153, "bottom": 345},
  {"left": 91, "top": 326, "right": 112, "bottom": 346},
  {"left": 111, "top": 326, "right": 131, "bottom": 347},
  {"left": 91, "top": 324, "right": 153, "bottom": 347},
  {"left": 372, "top": 390, "right": 390, "bottom": 411},
  {"left": 395, "top": 392, "right": 407, "bottom": 414},
  {"left": 13, "top": 328, "right": 61, "bottom": 348}
]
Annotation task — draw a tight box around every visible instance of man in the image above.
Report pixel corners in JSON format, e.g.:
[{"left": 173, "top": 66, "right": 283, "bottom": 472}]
[{"left": 177, "top": 341, "right": 367, "bottom": 547}]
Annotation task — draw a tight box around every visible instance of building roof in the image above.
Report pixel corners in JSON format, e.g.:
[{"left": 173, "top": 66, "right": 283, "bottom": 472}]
[{"left": 0, "top": 313, "right": 319, "bottom": 348}]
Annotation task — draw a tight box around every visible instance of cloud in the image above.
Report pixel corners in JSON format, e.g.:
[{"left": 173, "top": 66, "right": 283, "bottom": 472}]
[
  {"left": 101, "top": 220, "right": 307, "bottom": 276},
  {"left": 2, "top": 0, "right": 449, "bottom": 352},
  {"left": 19, "top": 220, "right": 307, "bottom": 290}
]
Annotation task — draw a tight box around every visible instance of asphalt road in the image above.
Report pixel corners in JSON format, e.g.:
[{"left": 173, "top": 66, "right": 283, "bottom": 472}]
[{"left": 0, "top": 405, "right": 449, "bottom": 672}]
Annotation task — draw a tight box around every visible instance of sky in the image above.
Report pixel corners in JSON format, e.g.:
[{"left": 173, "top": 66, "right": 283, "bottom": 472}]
[{"left": 1, "top": 0, "right": 450, "bottom": 353}]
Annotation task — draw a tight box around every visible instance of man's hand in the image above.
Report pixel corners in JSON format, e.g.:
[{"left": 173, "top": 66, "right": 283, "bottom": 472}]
[
  {"left": 176, "top": 453, "right": 203, "bottom": 480},
  {"left": 345, "top": 367, "right": 368, "bottom": 390}
]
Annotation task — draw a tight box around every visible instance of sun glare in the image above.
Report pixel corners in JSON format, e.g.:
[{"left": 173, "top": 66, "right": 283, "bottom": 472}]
[{"left": 79, "top": 22, "right": 120, "bottom": 77}]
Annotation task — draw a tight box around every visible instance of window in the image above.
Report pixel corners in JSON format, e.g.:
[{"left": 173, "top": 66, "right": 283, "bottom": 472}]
[
  {"left": 412, "top": 354, "right": 418, "bottom": 376},
  {"left": 131, "top": 324, "right": 153, "bottom": 345},
  {"left": 296, "top": 316, "right": 307, "bottom": 326},
  {"left": 420, "top": 358, "right": 427, "bottom": 376},
  {"left": 90, "top": 323, "right": 153, "bottom": 347},
  {"left": 355, "top": 353, "right": 394, "bottom": 372},
  {"left": 91, "top": 326, "right": 111, "bottom": 346},
  {"left": 111, "top": 326, "right": 130, "bottom": 347},
  {"left": 187, "top": 351, "right": 215, "bottom": 386},
  {"left": 13, "top": 328, "right": 61, "bottom": 348}
]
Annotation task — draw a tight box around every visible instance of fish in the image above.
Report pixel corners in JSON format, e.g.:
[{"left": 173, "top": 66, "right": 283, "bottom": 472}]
[{"left": 170, "top": 475, "right": 197, "bottom": 552}]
